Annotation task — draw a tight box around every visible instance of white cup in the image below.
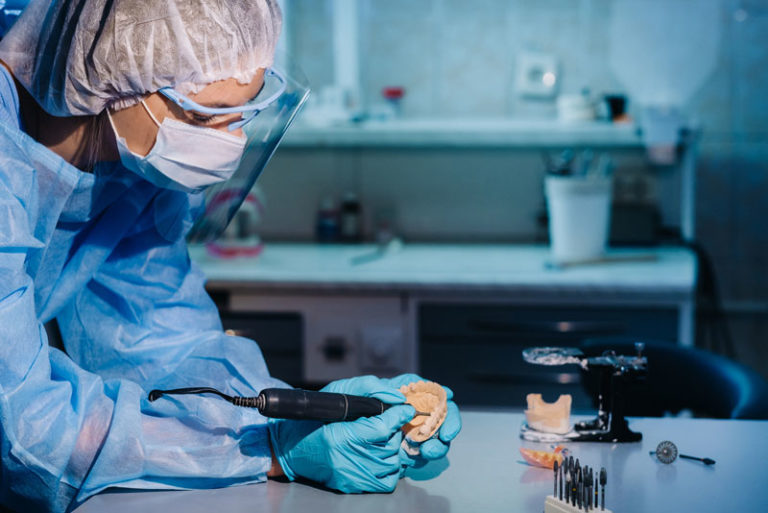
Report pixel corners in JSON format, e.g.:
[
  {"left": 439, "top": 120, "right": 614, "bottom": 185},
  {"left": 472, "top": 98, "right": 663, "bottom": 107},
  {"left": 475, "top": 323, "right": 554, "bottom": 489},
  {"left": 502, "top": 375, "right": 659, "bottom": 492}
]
[{"left": 545, "top": 175, "right": 612, "bottom": 263}]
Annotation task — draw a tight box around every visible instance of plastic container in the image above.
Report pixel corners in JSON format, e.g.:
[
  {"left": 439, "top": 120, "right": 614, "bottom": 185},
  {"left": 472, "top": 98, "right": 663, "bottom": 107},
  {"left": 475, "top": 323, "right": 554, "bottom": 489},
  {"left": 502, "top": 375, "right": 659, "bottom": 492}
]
[
  {"left": 316, "top": 197, "right": 340, "bottom": 243},
  {"left": 545, "top": 175, "right": 612, "bottom": 263},
  {"left": 339, "top": 192, "right": 362, "bottom": 242}
]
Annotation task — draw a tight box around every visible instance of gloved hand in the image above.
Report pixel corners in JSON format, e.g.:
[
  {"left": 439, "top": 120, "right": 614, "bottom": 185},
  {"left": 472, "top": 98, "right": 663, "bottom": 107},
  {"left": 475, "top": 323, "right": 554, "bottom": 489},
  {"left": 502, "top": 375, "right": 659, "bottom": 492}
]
[
  {"left": 381, "top": 374, "right": 462, "bottom": 464},
  {"left": 267, "top": 376, "right": 415, "bottom": 493}
]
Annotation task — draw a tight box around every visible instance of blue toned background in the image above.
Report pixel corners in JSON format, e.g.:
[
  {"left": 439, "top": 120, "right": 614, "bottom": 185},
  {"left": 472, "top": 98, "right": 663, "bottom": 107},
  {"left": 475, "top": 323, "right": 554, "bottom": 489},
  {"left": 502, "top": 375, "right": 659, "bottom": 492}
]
[{"left": 259, "top": 0, "right": 768, "bottom": 376}]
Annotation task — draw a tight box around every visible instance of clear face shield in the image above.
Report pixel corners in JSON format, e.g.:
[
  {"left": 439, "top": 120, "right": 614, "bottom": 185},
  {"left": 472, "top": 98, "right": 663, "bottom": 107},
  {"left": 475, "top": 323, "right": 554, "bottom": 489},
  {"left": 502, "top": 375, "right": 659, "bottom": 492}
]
[{"left": 159, "top": 61, "right": 310, "bottom": 243}]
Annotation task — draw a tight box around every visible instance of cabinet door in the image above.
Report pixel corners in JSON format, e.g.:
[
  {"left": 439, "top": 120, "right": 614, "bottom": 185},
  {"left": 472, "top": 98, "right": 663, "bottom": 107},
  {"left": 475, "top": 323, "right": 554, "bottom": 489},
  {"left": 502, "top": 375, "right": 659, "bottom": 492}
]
[
  {"left": 419, "top": 303, "right": 678, "bottom": 408},
  {"left": 230, "top": 294, "right": 409, "bottom": 384},
  {"left": 219, "top": 312, "right": 303, "bottom": 386}
]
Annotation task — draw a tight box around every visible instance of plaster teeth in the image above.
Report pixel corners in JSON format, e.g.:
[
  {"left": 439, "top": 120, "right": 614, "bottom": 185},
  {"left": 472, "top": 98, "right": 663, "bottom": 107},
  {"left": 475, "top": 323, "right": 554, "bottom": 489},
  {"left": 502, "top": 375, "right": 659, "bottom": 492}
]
[
  {"left": 524, "top": 393, "right": 572, "bottom": 434},
  {"left": 399, "top": 380, "right": 448, "bottom": 443}
]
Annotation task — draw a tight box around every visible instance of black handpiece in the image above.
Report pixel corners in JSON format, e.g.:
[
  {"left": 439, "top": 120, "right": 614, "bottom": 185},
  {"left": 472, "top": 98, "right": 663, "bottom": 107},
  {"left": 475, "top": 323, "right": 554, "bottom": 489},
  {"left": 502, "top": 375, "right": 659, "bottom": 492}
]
[
  {"left": 256, "top": 388, "right": 387, "bottom": 421},
  {"left": 554, "top": 460, "right": 559, "bottom": 498},
  {"left": 560, "top": 462, "right": 564, "bottom": 501},
  {"left": 147, "top": 387, "right": 389, "bottom": 422}
]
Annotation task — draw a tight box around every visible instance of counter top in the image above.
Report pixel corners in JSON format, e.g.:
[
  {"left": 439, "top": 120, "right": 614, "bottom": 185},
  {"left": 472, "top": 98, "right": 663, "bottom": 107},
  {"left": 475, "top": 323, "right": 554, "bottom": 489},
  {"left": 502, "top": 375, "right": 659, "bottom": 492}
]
[
  {"left": 190, "top": 243, "right": 696, "bottom": 298},
  {"left": 281, "top": 119, "right": 644, "bottom": 148},
  {"left": 74, "top": 411, "right": 768, "bottom": 513}
]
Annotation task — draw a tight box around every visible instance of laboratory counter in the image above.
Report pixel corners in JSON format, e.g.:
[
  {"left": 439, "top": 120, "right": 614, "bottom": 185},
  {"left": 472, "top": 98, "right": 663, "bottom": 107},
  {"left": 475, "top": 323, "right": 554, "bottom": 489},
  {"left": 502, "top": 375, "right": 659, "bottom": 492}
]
[
  {"left": 74, "top": 411, "right": 768, "bottom": 513},
  {"left": 190, "top": 243, "right": 696, "bottom": 299}
]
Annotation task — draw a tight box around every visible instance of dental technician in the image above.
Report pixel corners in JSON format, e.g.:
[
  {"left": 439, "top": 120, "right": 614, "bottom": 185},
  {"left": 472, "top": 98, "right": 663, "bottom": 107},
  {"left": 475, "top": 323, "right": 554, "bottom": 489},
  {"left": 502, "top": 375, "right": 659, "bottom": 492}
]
[{"left": 0, "top": 1, "right": 461, "bottom": 511}]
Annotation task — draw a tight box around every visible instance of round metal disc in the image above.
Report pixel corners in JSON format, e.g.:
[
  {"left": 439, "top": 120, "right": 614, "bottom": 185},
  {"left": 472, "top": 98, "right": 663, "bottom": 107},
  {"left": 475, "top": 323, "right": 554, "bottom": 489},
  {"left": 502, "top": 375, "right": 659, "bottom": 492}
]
[{"left": 655, "top": 440, "right": 678, "bottom": 464}]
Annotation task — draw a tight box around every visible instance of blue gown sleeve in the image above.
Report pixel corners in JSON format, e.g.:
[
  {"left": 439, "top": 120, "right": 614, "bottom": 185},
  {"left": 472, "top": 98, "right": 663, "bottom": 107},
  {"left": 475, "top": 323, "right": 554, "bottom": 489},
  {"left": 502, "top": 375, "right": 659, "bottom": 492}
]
[{"left": 1, "top": 179, "right": 284, "bottom": 512}]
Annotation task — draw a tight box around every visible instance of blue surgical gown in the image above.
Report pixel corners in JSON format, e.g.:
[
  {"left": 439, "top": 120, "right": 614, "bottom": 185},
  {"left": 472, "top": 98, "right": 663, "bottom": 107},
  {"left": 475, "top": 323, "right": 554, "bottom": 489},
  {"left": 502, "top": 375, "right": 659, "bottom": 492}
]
[{"left": 0, "top": 66, "right": 286, "bottom": 512}]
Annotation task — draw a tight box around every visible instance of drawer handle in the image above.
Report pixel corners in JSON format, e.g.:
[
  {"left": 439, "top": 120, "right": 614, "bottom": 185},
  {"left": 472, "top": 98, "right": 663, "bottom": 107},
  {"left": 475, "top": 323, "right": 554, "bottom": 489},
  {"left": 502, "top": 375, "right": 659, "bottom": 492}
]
[
  {"left": 468, "top": 320, "right": 625, "bottom": 336},
  {"left": 465, "top": 372, "right": 581, "bottom": 385}
]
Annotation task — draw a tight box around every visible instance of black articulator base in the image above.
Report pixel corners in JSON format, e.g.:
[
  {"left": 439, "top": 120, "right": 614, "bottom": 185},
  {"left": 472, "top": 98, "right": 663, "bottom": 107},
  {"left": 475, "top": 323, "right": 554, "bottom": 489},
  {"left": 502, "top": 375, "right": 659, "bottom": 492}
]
[{"left": 522, "top": 345, "right": 647, "bottom": 443}]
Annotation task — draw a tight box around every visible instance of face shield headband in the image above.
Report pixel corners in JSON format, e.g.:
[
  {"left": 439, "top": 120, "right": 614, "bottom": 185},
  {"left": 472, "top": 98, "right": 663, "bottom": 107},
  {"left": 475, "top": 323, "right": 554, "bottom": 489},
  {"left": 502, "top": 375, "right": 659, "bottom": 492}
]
[
  {"left": 158, "top": 68, "right": 288, "bottom": 132},
  {"left": 178, "top": 61, "right": 310, "bottom": 243}
]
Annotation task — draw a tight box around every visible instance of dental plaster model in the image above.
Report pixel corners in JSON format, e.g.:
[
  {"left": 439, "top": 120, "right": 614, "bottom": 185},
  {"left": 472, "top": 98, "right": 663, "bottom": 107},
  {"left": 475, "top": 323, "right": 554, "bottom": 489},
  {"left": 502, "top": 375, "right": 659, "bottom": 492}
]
[
  {"left": 519, "top": 445, "right": 567, "bottom": 469},
  {"left": 525, "top": 394, "right": 572, "bottom": 435},
  {"left": 399, "top": 380, "right": 447, "bottom": 443}
]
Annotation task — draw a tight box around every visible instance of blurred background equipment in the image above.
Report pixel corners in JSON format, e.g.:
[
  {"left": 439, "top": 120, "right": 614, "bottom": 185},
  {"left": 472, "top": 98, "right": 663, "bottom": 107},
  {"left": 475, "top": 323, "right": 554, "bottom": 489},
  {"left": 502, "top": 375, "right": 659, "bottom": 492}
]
[
  {"left": 190, "top": 0, "right": 766, "bottom": 412},
  {"left": 579, "top": 339, "right": 768, "bottom": 420}
]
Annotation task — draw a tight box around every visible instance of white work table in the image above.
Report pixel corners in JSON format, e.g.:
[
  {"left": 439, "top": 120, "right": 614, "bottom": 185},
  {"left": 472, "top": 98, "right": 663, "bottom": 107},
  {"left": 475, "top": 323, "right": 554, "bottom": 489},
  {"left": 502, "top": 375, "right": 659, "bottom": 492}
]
[
  {"left": 74, "top": 411, "right": 768, "bottom": 513},
  {"left": 190, "top": 243, "right": 696, "bottom": 298}
]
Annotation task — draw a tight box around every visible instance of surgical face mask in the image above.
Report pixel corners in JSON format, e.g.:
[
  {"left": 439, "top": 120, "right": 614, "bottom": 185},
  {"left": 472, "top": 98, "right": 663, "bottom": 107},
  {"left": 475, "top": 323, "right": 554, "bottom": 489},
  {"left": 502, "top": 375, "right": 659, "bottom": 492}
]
[{"left": 107, "top": 101, "right": 246, "bottom": 193}]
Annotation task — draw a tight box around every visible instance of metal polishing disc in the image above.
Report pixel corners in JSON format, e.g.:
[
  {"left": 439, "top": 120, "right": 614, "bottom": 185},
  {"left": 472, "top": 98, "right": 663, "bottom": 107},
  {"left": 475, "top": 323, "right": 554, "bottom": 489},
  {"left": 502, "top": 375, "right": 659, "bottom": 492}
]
[{"left": 655, "top": 440, "right": 679, "bottom": 464}]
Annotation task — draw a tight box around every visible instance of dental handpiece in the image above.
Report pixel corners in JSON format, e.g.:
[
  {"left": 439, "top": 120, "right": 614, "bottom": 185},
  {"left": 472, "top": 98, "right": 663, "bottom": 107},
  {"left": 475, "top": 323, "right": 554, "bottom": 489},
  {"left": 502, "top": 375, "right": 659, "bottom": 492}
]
[{"left": 148, "top": 387, "right": 430, "bottom": 422}]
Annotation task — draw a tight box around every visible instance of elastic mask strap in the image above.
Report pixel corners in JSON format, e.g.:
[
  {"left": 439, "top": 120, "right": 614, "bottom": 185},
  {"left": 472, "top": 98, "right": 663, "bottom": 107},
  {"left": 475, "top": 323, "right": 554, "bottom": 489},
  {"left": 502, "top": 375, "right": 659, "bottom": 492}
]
[
  {"left": 105, "top": 108, "right": 120, "bottom": 135},
  {"left": 140, "top": 100, "right": 162, "bottom": 128}
]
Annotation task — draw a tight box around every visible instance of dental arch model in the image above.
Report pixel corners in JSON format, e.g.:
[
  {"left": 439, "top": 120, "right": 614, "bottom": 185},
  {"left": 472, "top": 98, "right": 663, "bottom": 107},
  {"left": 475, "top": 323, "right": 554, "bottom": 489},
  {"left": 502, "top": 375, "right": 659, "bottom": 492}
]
[
  {"left": 399, "top": 380, "right": 447, "bottom": 443},
  {"left": 525, "top": 393, "right": 572, "bottom": 435}
]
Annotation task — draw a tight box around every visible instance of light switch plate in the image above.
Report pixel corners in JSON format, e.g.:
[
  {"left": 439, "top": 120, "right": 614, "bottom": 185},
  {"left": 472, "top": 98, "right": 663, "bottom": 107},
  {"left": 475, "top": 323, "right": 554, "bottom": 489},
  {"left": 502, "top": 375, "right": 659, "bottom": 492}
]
[{"left": 516, "top": 51, "right": 559, "bottom": 99}]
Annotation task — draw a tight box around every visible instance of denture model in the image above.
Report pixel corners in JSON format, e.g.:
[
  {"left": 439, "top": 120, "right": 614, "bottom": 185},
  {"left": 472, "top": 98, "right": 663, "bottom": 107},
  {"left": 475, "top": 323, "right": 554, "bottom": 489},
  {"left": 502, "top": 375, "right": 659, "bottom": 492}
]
[
  {"left": 524, "top": 394, "right": 572, "bottom": 434},
  {"left": 399, "top": 380, "right": 448, "bottom": 443}
]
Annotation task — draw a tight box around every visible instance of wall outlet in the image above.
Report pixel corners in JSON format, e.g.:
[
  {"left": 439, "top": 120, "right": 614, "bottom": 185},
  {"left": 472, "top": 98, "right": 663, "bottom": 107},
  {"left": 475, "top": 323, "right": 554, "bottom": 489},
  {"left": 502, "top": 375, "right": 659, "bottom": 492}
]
[{"left": 516, "top": 51, "right": 559, "bottom": 99}]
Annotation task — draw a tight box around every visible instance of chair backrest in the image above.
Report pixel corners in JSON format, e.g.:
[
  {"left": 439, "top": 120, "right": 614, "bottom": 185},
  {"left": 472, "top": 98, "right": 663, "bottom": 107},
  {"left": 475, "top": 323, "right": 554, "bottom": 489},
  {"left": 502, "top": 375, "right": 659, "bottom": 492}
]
[{"left": 580, "top": 339, "right": 768, "bottom": 420}]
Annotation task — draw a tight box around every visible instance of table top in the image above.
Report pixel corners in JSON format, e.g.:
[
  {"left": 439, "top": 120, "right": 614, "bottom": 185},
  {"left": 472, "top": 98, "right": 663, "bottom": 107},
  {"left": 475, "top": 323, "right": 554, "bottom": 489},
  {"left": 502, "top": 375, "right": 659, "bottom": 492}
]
[
  {"left": 74, "top": 411, "right": 768, "bottom": 513},
  {"left": 191, "top": 244, "right": 696, "bottom": 299}
]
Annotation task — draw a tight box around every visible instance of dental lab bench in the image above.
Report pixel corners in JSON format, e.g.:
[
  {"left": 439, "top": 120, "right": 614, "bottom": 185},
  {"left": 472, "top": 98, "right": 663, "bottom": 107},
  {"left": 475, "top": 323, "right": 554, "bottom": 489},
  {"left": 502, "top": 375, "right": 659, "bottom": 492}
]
[{"left": 73, "top": 411, "right": 768, "bottom": 513}]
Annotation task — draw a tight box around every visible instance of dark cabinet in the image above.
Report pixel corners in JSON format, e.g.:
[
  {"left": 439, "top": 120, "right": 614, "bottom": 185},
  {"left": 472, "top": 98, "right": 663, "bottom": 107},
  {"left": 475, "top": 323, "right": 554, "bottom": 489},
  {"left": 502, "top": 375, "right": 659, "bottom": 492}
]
[{"left": 419, "top": 303, "right": 678, "bottom": 409}]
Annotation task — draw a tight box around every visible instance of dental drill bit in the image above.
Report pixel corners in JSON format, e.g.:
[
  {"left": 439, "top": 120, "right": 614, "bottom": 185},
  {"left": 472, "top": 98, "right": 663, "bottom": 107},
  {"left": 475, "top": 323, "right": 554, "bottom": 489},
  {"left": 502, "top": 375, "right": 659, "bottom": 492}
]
[
  {"left": 600, "top": 467, "right": 607, "bottom": 511},
  {"left": 584, "top": 466, "right": 590, "bottom": 511},
  {"left": 560, "top": 461, "right": 564, "bottom": 501},
  {"left": 594, "top": 468, "right": 598, "bottom": 508},
  {"left": 571, "top": 469, "right": 577, "bottom": 507},
  {"left": 554, "top": 460, "right": 559, "bottom": 498},
  {"left": 574, "top": 459, "right": 581, "bottom": 507},
  {"left": 576, "top": 468, "right": 581, "bottom": 510}
]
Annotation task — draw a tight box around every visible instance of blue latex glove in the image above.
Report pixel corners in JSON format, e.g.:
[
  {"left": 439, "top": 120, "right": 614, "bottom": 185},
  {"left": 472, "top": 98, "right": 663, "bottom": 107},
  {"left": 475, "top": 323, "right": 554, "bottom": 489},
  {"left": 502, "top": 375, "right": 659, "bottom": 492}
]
[
  {"left": 381, "top": 374, "right": 462, "bottom": 463},
  {"left": 268, "top": 376, "right": 415, "bottom": 493}
]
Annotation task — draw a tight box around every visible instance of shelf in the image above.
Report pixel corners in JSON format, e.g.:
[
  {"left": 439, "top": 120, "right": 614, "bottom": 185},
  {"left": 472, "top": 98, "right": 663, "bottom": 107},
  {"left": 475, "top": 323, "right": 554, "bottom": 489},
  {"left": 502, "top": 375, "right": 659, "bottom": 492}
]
[{"left": 281, "top": 118, "right": 644, "bottom": 149}]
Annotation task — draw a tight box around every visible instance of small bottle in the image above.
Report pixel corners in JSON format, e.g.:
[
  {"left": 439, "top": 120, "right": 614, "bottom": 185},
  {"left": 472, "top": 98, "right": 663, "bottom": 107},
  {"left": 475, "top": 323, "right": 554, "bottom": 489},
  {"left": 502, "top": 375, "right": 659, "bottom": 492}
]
[
  {"left": 382, "top": 86, "right": 405, "bottom": 118},
  {"left": 339, "top": 192, "right": 362, "bottom": 242},
  {"left": 315, "top": 197, "right": 340, "bottom": 243}
]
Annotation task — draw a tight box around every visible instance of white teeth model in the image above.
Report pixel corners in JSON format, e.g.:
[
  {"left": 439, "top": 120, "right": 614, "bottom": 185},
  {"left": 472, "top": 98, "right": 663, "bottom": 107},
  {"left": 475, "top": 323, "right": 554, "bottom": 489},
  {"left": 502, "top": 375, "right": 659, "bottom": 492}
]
[
  {"left": 525, "top": 394, "right": 572, "bottom": 434},
  {"left": 399, "top": 380, "right": 448, "bottom": 443}
]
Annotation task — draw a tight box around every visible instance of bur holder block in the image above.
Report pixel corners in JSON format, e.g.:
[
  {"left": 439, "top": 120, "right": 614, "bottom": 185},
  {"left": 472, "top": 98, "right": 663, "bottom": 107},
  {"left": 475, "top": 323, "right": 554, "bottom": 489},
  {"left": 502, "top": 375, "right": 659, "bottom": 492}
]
[{"left": 545, "top": 496, "right": 613, "bottom": 513}]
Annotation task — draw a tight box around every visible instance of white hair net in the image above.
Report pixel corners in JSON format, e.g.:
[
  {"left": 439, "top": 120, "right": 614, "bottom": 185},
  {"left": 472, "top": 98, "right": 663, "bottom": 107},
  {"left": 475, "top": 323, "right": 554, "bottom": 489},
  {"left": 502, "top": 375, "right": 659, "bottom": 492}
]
[{"left": 0, "top": 0, "right": 282, "bottom": 116}]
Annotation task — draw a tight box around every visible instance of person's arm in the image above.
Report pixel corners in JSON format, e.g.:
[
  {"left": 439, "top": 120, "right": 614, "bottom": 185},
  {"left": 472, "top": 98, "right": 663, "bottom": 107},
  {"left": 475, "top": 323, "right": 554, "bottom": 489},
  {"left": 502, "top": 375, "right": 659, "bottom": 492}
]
[
  {"left": 267, "top": 436, "right": 285, "bottom": 477},
  {"left": 0, "top": 178, "right": 277, "bottom": 513}
]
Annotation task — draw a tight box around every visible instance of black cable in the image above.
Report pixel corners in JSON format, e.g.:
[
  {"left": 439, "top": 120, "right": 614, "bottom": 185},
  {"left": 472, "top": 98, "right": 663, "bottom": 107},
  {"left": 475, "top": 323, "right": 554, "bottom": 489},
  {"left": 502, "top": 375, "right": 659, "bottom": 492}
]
[
  {"left": 147, "top": 387, "right": 261, "bottom": 408},
  {"left": 657, "top": 227, "right": 736, "bottom": 358}
]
